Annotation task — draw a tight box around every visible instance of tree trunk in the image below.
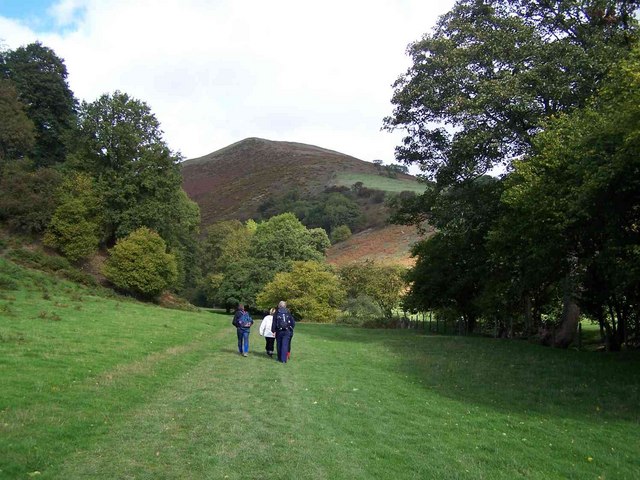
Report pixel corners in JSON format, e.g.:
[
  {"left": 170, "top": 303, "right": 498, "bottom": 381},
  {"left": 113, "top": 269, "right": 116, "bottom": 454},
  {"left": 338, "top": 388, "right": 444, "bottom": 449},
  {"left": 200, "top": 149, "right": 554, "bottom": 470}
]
[
  {"left": 552, "top": 295, "right": 580, "bottom": 348},
  {"left": 524, "top": 295, "right": 533, "bottom": 337}
]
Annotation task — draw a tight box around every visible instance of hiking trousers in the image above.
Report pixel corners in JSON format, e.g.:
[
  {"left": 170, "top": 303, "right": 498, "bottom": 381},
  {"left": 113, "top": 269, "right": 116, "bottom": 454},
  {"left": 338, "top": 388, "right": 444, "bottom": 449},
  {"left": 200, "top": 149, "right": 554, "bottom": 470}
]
[
  {"left": 237, "top": 328, "right": 250, "bottom": 354},
  {"left": 275, "top": 330, "right": 292, "bottom": 363}
]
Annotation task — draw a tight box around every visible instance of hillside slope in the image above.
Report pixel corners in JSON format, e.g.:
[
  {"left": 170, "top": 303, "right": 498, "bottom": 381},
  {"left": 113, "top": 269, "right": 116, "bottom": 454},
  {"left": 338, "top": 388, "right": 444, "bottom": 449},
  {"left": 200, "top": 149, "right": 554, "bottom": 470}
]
[
  {"left": 181, "top": 137, "right": 425, "bottom": 265},
  {"left": 181, "top": 137, "right": 418, "bottom": 225}
]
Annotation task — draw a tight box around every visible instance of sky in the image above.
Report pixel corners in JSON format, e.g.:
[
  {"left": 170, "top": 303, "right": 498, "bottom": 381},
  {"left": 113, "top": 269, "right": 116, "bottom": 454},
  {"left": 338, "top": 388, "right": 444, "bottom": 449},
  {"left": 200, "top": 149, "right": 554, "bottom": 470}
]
[{"left": 0, "top": 0, "right": 456, "bottom": 164}]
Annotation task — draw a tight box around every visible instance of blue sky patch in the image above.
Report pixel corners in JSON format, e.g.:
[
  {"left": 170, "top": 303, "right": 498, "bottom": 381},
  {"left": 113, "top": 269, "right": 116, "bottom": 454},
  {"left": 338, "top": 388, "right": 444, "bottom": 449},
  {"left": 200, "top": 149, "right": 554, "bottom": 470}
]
[{"left": 0, "top": 0, "right": 83, "bottom": 32}]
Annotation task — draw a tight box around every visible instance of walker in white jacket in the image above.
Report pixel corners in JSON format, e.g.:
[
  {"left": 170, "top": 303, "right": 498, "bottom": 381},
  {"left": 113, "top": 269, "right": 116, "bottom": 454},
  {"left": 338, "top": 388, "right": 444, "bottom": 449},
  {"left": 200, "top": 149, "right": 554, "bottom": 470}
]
[{"left": 259, "top": 310, "right": 275, "bottom": 357}]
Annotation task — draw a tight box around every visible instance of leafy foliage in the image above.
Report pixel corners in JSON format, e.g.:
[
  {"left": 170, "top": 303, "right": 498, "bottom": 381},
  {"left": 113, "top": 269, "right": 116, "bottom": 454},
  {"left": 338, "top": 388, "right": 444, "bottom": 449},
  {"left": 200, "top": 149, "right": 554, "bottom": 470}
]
[
  {"left": 0, "top": 42, "right": 77, "bottom": 167},
  {"left": 0, "top": 159, "right": 62, "bottom": 233},
  {"left": 496, "top": 46, "right": 640, "bottom": 348},
  {"left": 258, "top": 189, "right": 365, "bottom": 234},
  {"left": 256, "top": 261, "right": 346, "bottom": 322},
  {"left": 250, "top": 213, "right": 326, "bottom": 265},
  {"left": 338, "top": 294, "right": 383, "bottom": 325},
  {"left": 330, "top": 224, "right": 352, "bottom": 244},
  {"left": 44, "top": 173, "right": 103, "bottom": 262},
  {"left": 338, "top": 260, "right": 407, "bottom": 318},
  {"left": 201, "top": 215, "right": 330, "bottom": 309},
  {"left": 69, "top": 91, "right": 200, "bottom": 292},
  {"left": 103, "top": 227, "right": 177, "bottom": 299},
  {"left": 384, "top": 0, "right": 639, "bottom": 184},
  {"left": 385, "top": 0, "right": 640, "bottom": 346},
  {"left": 0, "top": 79, "right": 35, "bottom": 160}
]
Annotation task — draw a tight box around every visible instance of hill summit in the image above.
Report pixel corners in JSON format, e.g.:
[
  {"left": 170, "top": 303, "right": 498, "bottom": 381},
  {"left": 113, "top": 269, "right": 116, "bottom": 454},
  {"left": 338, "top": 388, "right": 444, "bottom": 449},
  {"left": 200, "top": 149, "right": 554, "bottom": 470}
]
[{"left": 181, "top": 137, "right": 402, "bottom": 226}]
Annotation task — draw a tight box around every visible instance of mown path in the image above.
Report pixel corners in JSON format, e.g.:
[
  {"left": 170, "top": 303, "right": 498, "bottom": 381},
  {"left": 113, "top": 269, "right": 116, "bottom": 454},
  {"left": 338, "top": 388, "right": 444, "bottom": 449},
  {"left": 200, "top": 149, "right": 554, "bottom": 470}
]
[
  {"left": 2, "top": 282, "right": 639, "bottom": 480},
  {"left": 39, "top": 324, "right": 640, "bottom": 480}
]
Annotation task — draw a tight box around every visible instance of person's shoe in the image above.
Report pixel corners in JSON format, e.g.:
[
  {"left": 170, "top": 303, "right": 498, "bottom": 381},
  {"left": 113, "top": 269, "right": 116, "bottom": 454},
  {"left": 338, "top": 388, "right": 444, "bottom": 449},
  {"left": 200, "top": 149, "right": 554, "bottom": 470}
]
[{"left": 242, "top": 353, "right": 248, "bottom": 357}]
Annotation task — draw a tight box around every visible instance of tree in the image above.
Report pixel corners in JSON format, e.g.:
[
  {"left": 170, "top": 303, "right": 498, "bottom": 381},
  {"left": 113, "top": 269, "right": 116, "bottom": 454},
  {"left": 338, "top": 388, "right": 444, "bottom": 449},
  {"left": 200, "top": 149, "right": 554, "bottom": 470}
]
[
  {"left": 0, "top": 79, "right": 35, "bottom": 160},
  {"left": 257, "top": 261, "right": 346, "bottom": 323},
  {"left": 499, "top": 46, "right": 640, "bottom": 349},
  {"left": 0, "top": 159, "right": 62, "bottom": 233},
  {"left": 383, "top": 0, "right": 639, "bottom": 342},
  {"left": 338, "top": 260, "right": 407, "bottom": 319},
  {"left": 250, "top": 213, "right": 326, "bottom": 266},
  {"left": 43, "top": 173, "right": 103, "bottom": 262},
  {"left": 308, "top": 227, "right": 331, "bottom": 254},
  {"left": 69, "top": 90, "right": 200, "bottom": 292},
  {"left": 201, "top": 220, "right": 252, "bottom": 274},
  {"left": 212, "top": 257, "right": 281, "bottom": 310},
  {"left": 103, "top": 227, "right": 177, "bottom": 299},
  {"left": 0, "top": 42, "right": 76, "bottom": 166},
  {"left": 71, "top": 90, "right": 164, "bottom": 171},
  {"left": 307, "top": 192, "right": 364, "bottom": 233},
  {"left": 384, "top": 0, "right": 639, "bottom": 185},
  {"left": 70, "top": 91, "right": 184, "bottom": 241}
]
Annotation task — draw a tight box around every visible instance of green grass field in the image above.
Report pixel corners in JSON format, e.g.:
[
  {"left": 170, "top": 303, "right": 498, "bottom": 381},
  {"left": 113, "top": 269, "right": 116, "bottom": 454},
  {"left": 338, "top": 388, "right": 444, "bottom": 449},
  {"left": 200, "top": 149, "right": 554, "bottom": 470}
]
[
  {"left": 333, "top": 172, "right": 427, "bottom": 194},
  {"left": 1, "top": 257, "right": 639, "bottom": 479}
]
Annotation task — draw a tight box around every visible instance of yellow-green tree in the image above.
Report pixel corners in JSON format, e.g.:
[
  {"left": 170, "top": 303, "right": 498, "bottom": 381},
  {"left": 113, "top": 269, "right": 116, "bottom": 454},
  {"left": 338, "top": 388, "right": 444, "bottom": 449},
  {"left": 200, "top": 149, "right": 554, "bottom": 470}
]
[{"left": 257, "top": 261, "right": 346, "bottom": 323}]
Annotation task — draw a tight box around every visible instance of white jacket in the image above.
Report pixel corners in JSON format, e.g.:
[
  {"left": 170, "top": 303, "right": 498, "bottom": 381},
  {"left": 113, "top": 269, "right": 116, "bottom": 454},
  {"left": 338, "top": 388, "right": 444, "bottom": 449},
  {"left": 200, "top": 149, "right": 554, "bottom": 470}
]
[{"left": 259, "top": 315, "right": 275, "bottom": 338}]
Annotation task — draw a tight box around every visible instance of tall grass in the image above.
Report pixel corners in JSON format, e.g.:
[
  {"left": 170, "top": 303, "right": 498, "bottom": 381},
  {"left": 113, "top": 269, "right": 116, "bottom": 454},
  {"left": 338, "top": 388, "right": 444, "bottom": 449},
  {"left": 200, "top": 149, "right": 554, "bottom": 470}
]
[{"left": 1, "top": 258, "right": 639, "bottom": 479}]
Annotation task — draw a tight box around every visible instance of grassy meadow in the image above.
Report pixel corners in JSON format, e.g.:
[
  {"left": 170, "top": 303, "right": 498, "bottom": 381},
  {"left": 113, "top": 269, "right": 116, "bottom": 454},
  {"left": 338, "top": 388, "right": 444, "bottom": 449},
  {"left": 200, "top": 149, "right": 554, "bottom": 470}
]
[
  {"left": 333, "top": 172, "right": 426, "bottom": 194},
  {"left": 1, "top": 257, "right": 639, "bottom": 479}
]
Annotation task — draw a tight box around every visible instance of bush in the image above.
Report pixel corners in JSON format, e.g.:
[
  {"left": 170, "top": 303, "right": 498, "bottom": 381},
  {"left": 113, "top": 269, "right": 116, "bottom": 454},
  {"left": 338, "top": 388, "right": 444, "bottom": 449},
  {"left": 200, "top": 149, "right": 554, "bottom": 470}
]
[
  {"left": 330, "top": 224, "right": 352, "bottom": 244},
  {"left": 338, "top": 295, "right": 383, "bottom": 326},
  {"left": 60, "top": 268, "right": 97, "bottom": 287},
  {"left": 103, "top": 227, "right": 177, "bottom": 299},
  {"left": 0, "top": 274, "right": 19, "bottom": 290},
  {"left": 0, "top": 160, "right": 62, "bottom": 233}
]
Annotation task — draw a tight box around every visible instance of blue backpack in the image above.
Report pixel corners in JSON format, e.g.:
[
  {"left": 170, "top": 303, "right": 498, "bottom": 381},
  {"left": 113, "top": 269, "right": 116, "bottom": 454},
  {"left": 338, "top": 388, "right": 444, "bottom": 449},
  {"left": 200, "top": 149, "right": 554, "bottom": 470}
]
[
  {"left": 233, "top": 311, "right": 252, "bottom": 328},
  {"left": 238, "top": 312, "right": 252, "bottom": 328}
]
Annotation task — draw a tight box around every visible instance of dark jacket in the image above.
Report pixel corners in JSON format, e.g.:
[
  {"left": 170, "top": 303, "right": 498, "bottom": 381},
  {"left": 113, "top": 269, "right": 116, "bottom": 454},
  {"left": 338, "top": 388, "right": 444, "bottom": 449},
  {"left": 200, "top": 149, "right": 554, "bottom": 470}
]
[{"left": 271, "top": 307, "right": 295, "bottom": 334}]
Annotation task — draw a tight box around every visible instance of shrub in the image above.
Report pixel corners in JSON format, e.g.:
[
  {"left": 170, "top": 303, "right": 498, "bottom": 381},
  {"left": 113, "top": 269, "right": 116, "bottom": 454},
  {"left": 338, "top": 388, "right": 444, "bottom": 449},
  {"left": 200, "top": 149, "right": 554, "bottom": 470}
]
[
  {"left": 103, "top": 227, "right": 177, "bottom": 299},
  {"left": 60, "top": 268, "right": 97, "bottom": 287},
  {"left": 0, "top": 159, "right": 62, "bottom": 233},
  {"left": 330, "top": 224, "right": 352, "bottom": 244},
  {"left": 338, "top": 294, "right": 383, "bottom": 326},
  {"left": 0, "top": 274, "right": 19, "bottom": 290}
]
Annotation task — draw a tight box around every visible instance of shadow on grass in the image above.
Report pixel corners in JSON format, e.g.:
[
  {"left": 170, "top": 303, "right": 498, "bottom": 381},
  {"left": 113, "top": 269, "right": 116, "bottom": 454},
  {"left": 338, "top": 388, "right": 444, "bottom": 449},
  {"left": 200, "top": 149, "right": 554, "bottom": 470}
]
[{"left": 301, "top": 323, "right": 640, "bottom": 424}]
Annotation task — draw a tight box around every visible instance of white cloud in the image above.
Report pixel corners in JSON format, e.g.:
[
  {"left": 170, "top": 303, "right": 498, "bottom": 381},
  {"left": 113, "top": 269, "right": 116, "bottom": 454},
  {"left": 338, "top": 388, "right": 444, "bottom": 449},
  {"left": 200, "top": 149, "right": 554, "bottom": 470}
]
[
  {"left": 1, "top": 0, "right": 456, "bottom": 164},
  {"left": 48, "top": 0, "right": 85, "bottom": 27}
]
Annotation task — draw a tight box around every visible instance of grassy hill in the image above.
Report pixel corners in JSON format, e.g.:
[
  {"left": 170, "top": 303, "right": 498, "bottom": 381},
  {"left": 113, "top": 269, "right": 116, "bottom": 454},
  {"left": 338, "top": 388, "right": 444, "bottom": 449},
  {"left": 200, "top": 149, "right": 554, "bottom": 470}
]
[
  {"left": 2, "top": 257, "right": 639, "bottom": 479},
  {"left": 181, "top": 138, "right": 425, "bottom": 265}
]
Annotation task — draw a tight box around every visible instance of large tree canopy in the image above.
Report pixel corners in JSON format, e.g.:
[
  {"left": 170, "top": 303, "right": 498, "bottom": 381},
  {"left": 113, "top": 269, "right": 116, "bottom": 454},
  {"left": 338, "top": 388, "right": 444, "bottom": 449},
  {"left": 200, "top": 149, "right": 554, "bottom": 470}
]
[
  {"left": 0, "top": 42, "right": 76, "bottom": 167},
  {"left": 70, "top": 91, "right": 197, "bottom": 244},
  {"left": 0, "top": 79, "right": 35, "bottom": 161},
  {"left": 497, "top": 46, "right": 640, "bottom": 348},
  {"left": 385, "top": 0, "right": 640, "bottom": 346},
  {"left": 384, "top": 0, "right": 639, "bottom": 185}
]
